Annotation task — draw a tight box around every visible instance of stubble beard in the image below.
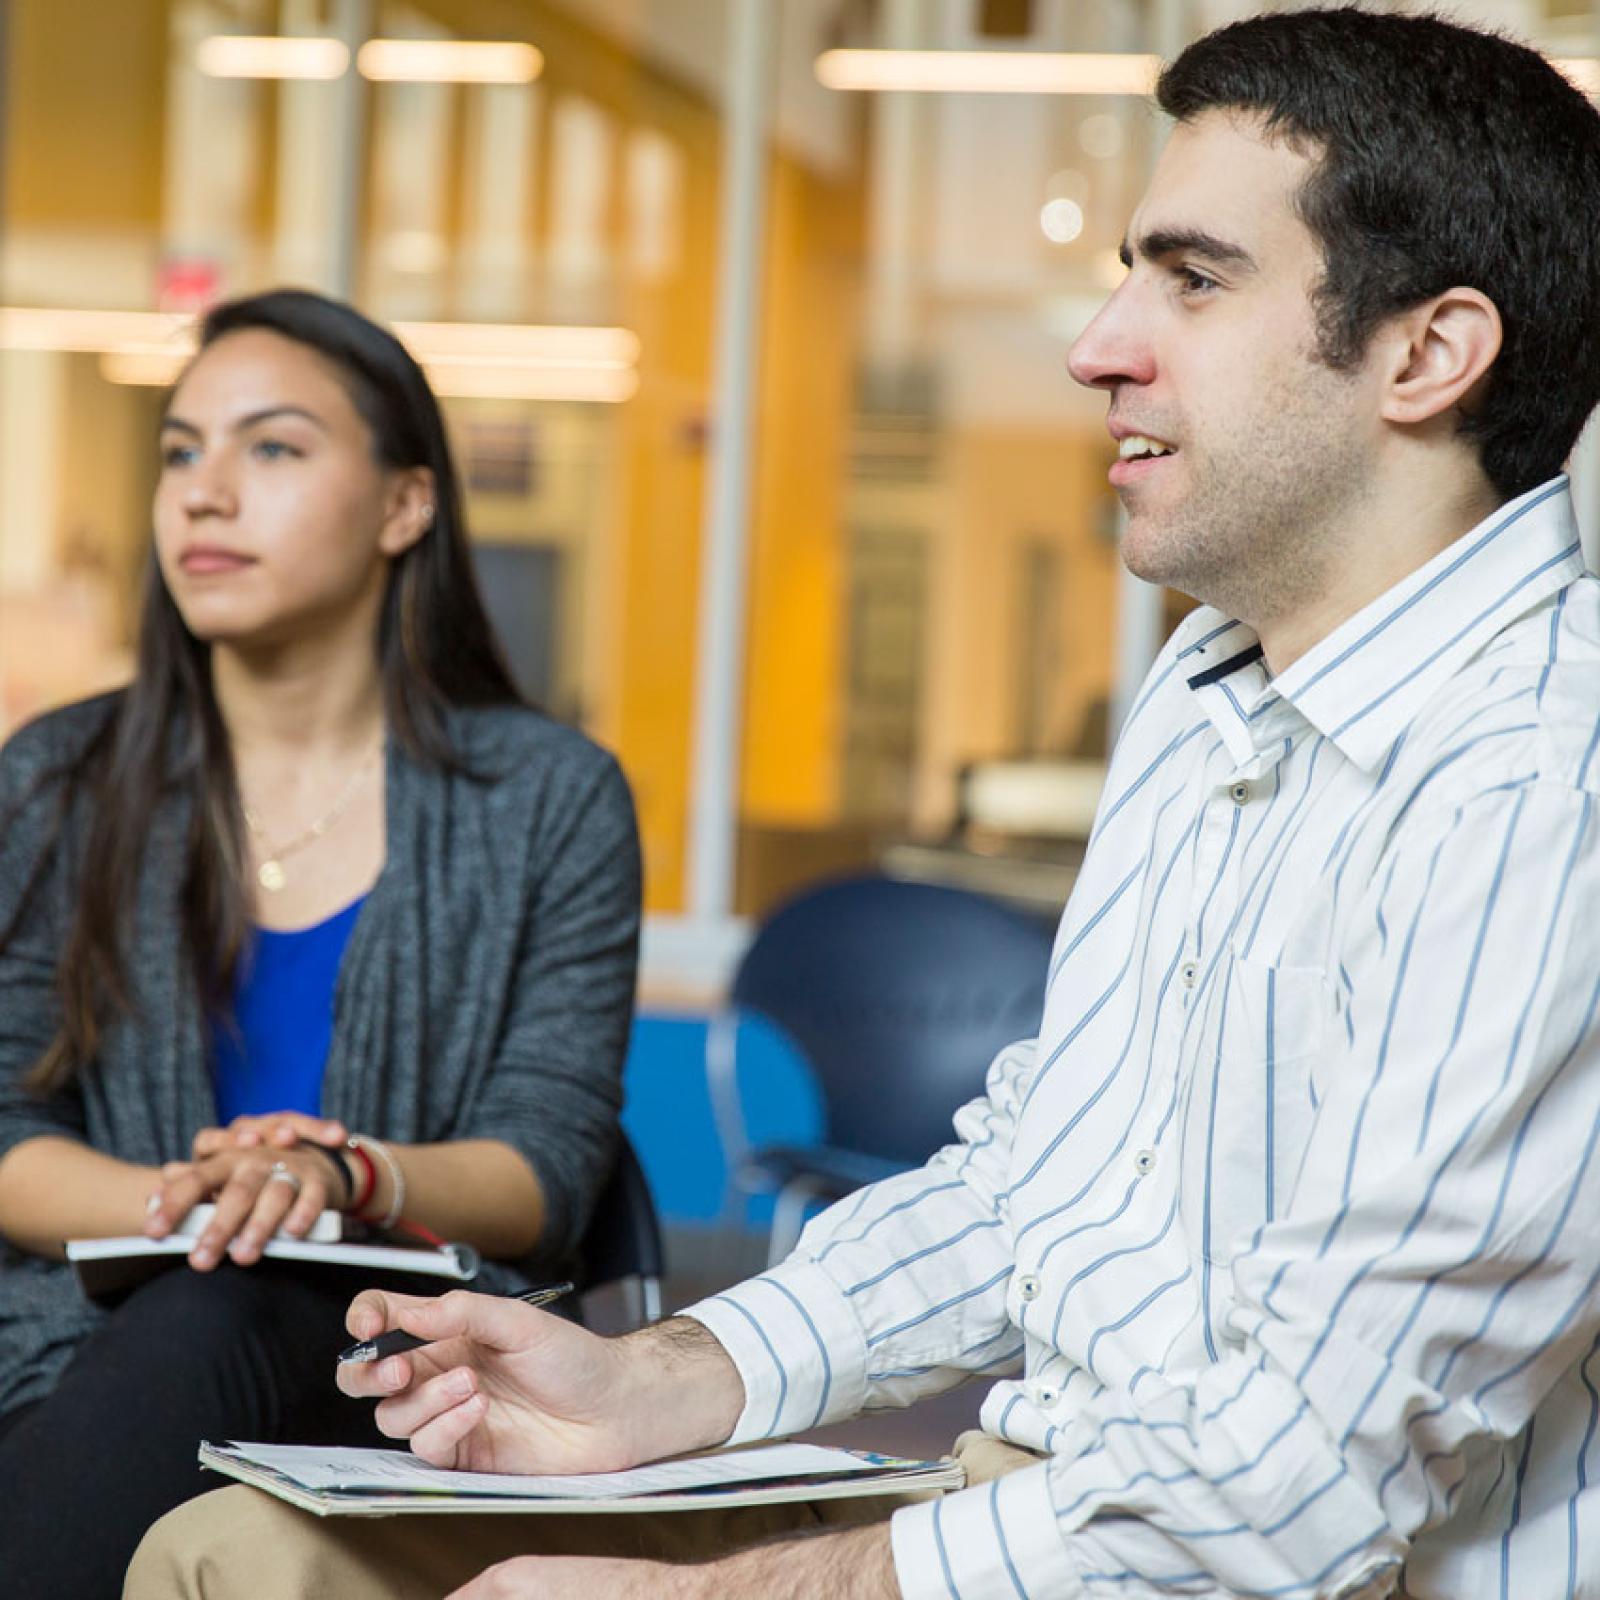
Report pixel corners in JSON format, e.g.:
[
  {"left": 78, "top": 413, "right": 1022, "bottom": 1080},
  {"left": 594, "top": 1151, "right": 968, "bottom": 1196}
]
[{"left": 1119, "top": 360, "right": 1368, "bottom": 630}]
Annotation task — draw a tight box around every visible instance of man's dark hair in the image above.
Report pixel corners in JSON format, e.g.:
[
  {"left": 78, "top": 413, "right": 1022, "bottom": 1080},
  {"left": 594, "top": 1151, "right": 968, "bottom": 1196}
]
[{"left": 1158, "top": 6, "right": 1600, "bottom": 500}]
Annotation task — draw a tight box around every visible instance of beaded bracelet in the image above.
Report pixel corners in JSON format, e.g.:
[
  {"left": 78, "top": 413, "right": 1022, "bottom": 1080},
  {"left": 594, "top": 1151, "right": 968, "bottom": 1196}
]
[
  {"left": 348, "top": 1133, "right": 406, "bottom": 1230},
  {"left": 343, "top": 1137, "right": 378, "bottom": 1217}
]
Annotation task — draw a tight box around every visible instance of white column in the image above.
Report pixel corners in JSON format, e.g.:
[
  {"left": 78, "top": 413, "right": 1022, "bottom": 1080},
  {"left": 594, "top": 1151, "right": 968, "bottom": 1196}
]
[
  {"left": 327, "top": 0, "right": 372, "bottom": 300},
  {"left": 684, "top": 0, "right": 779, "bottom": 923}
]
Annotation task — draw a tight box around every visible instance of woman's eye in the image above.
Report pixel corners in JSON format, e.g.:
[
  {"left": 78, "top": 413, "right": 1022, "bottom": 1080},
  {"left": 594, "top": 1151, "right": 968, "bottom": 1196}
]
[
  {"left": 161, "top": 444, "right": 196, "bottom": 468},
  {"left": 253, "top": 438, "right": 300, "bottom": 461}
]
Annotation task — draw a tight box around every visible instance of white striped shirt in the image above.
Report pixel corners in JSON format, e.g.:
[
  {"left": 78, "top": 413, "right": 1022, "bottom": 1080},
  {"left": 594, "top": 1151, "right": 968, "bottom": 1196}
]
[{"left": 687, "top": 476, "right": 1600, "bottom": 1599}]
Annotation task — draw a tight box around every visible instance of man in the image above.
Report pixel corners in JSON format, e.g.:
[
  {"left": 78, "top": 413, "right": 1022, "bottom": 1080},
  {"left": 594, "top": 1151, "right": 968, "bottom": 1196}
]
[{"left": 129, "top": 8, "right": 1600, "bottom": 1597}]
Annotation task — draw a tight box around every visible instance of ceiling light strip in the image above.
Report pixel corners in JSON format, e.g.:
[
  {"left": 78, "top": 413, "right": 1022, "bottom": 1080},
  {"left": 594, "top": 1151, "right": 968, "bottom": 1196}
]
[
  {"left": 356, "top": 40, "right": 542, "bottom": 84},
  {"left": 196, "top": 36, "right": 542, "bottom": 84},
  {"left": 814, "top": 49, "right": 1161, "bottom": 96},
  {"left": 196, "top": 35, "right": 350, "bottom": 80}
]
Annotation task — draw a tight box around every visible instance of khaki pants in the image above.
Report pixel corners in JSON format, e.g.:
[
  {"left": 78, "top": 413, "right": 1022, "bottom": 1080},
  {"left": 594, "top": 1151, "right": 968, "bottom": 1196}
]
[{"left": 123, "top": 1432, "right": 1039, "bottom": 1600}]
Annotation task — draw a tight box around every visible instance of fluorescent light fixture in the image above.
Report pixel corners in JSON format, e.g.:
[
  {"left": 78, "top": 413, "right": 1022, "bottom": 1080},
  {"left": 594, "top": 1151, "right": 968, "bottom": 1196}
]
[
  {"left": 815, "top": 49, "right": 1160, "bottom": 96},
  {"left": 3, "top": 308, "right": 637, "bottom": 405},
  {"left": 420, "top": 362, "right": 638, "bottom": 402},
  {"left": 394, "top": 320, "right": 639, "bottom": 368},
  {"left": 0, "top": 307, "right": 194, "bottom": 352},
  {"left": 197, "top": 35, "right": 350, "bottom": 80},
  {"left": 357, "top": 40, "right": 542, "bottom": 84},
  {"left": 1555, "top": 57, "right": 1600, "bottom": 95},
  {"left": 99, "top": 349, "right": 191, "bottom": 387}
]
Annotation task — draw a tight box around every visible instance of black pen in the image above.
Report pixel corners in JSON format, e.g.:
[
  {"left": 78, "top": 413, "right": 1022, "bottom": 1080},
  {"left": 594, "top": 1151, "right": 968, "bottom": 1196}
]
[{"left": 337, "top": 1281, "right": 575, "bottom": 1365}]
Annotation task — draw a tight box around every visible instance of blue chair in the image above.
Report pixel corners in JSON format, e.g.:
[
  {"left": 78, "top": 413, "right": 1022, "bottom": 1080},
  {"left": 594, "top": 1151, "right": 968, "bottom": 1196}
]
[{"left": 707, "top": 874, "right": 1057, "bottom": 1264}]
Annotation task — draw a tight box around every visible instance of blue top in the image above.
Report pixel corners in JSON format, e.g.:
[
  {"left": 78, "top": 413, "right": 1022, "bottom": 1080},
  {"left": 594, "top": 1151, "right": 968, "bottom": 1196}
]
[{"left": 211, "top": 897, "right": 366, "bottom": 1123}]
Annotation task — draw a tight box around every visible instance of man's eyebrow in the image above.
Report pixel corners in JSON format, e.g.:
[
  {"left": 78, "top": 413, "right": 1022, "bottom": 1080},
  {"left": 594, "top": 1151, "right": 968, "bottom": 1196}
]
[
  {"left": 1117, "top": 227, "right": 1259, "bottom": 274},
  {"left": 158, "top": 405, "right": 330, "bottom": 435}
]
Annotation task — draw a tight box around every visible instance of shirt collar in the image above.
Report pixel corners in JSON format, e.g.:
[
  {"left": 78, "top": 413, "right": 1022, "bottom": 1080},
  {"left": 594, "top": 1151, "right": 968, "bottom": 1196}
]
[{"left": 1173, "top": 476, "right": 1584, "bottom": 772}]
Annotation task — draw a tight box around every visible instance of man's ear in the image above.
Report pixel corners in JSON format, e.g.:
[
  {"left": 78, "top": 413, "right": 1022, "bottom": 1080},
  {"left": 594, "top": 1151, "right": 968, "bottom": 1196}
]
[
  {"left": 378, "top": 467, "right": 438, "bottom": 558},
  {"left": 1378, "top": 287, "right": 1502, "bottom": 428}
]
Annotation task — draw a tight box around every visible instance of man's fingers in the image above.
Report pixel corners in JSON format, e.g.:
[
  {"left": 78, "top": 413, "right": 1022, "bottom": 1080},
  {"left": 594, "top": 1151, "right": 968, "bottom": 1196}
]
[
  {"left": 371, "top": 1366, "right": 481, "bottom": 1444},
  {"left": 403, "top": 1390, "right": 490, "bottom": 1467},
  {"left": 344, "top": 1287, "right": 447, "bottom": 1342}
]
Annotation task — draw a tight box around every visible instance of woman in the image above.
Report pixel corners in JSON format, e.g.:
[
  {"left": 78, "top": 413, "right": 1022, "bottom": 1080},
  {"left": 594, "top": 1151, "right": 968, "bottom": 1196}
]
[{"left": 0, "top": 289, "right": 641, "bottom": 1597}]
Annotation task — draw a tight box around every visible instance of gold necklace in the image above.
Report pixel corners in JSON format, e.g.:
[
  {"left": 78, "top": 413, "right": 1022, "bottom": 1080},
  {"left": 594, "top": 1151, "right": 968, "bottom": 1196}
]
[{"left": 242, "top": 746, "right": 380, "bottom": 893}]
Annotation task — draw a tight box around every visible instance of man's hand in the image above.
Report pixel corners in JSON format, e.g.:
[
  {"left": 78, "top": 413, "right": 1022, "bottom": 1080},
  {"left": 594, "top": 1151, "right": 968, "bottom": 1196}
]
[
  {"left": 143, "top": 1143, "right": 341, "bottom": 1268},
  {"left": 443, "top": 1525, "right": 900, "bottom": 1600},
  {"left": 336, "top": 1291, "right": 746, "bottom": 1476}
]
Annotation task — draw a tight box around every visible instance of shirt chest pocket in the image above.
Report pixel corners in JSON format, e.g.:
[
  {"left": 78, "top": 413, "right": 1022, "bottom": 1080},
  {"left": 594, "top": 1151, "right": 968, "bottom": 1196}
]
[{"left": 1179, "top": 948, "right": 1331, "bottom": 1267}]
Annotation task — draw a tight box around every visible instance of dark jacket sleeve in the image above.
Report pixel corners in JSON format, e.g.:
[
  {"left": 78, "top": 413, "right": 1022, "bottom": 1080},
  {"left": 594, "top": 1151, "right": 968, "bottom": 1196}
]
[
  {"left": 467, "top": 748, "right": 642, "bottom": 1263},
  {"left": 0, "top": 716, "right": 88, "bottom": 1163}
]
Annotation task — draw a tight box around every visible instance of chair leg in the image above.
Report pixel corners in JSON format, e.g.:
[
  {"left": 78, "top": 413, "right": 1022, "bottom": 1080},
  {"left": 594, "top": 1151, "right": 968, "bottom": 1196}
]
[{"left": 768, "top": 1179, "right": 827, "bottom": 1268}]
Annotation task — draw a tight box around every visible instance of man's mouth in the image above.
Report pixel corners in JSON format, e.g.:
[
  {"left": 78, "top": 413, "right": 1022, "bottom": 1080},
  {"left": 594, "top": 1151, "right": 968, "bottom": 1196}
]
[{"left": 1117, "top": 434, "right": 1176, "bottom": 461}]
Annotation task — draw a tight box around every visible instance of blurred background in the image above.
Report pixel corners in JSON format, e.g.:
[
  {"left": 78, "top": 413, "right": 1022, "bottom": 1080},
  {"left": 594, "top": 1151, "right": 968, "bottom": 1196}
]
[{"left": 4, "top": 0, "right": 1599, "bottom": 1299}]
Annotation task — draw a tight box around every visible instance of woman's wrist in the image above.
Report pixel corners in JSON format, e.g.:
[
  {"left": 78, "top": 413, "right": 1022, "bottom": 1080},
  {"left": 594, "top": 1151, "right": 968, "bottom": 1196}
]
[
  {"left": 299, "top": 1140, "right": 355, "bottom": 1210},
  {"left": 345, "top": 1133, "right": 405, "bottom": 1228}
]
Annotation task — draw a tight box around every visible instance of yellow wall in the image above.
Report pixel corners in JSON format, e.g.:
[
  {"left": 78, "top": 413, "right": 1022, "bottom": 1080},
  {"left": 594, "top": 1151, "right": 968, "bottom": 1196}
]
[
  {"left": 740, "top": 152, "right": 862, "bottom": 827},
  {"left": 3, "top": 0, "right": 168, "bottom": 228}
]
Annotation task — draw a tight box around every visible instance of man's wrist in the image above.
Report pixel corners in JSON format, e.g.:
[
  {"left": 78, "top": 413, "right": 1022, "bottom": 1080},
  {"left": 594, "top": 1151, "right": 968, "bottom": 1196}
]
[{"left": 613, "top": 1316, "right": 746, "bottom": 1460}]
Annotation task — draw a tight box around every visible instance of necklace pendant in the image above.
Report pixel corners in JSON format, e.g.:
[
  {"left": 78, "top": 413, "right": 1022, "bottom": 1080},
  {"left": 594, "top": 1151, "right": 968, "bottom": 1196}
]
[{"left": 258, "top": 859, "right": 287, "bottom": 893}]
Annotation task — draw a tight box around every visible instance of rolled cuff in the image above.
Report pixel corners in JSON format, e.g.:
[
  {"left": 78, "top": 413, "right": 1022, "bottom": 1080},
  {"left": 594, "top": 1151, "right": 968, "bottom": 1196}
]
[{"left": 678, "top": 1257, "right": 870, "bottom": 1441}]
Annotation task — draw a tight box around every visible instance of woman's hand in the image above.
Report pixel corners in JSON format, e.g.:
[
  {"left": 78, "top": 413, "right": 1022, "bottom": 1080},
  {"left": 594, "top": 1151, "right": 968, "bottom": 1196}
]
[
  {"left": 144, "top": 1143, "right": 341, "bottom": 1269},
  {"left": 190, "top": 1111, "right": 348, "bottom": 1161}
]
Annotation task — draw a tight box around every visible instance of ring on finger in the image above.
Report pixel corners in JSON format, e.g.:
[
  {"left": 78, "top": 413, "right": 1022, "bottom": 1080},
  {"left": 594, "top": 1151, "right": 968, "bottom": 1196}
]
[{"left": 266, "top": 1160, "right": 303, "bottom": 1198}]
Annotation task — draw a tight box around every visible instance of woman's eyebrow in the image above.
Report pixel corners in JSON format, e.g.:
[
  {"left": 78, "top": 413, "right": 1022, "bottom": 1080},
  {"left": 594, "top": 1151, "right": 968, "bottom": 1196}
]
[
  {"left": 159, "top": 405, "right": 331, "bottom": 436},
  {"left": 1118, "top": 227, "right": 1259, "bottom": 274}
]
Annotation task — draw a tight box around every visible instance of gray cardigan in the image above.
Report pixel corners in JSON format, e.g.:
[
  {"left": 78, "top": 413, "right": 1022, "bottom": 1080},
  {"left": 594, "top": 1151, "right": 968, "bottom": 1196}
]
[{"left": 0, "top": 694, "right": 641, "bottom": 1416}]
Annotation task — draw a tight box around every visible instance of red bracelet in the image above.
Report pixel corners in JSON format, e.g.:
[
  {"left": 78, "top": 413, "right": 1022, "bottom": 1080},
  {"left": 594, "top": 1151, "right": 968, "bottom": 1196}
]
[{"left": 343, "top": 1137, "right": 378, "bottom": 1216}]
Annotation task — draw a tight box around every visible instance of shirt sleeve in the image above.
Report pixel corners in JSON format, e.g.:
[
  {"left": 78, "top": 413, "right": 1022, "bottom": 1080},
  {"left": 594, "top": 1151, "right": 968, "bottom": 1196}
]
[
  {"left": 464, "top": 749, "right": 642, "bottom": 1262},
  {"left": 682, "top": 1038, "right": 1035, "bottom": 1440},
  {"left": 0, "top": 726, "right": 85, "bottom": 1164},
  {"left": 889, "top": 782, "right": 1600, "bottom": 1600}
]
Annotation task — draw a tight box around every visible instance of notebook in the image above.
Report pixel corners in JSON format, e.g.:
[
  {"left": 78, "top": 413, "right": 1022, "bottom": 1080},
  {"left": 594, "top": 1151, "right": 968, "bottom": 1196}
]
[{"left": 66, "top": 1206, "right": 478, "bottom": 1298}]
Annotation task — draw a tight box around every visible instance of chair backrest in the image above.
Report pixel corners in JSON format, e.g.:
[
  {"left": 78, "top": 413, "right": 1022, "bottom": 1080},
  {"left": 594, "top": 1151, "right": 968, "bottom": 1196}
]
[
  {"left": 576, "top": 1133, "right": 664, "bottom": 1324},
  {"left": 729, "top": 874, "right": 1056, "bottom": 1165}
]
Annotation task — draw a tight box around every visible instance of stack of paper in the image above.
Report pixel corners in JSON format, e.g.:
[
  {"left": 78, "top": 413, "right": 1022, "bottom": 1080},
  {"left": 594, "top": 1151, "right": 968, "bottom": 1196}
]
[{"left": 198, "top": 1439, "right": 966, "bottom": 1518}]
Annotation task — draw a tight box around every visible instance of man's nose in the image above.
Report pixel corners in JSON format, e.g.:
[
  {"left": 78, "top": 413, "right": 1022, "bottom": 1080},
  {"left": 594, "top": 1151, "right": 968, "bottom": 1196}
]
[{"left": 1066, "top": 288, "right": 1154, "bottom": 391}]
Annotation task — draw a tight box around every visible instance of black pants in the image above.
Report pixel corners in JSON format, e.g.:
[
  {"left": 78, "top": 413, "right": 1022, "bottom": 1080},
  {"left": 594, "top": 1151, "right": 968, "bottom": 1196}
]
[{"left": 0, "top": 1262, "right": 404, "bottom": 1600}]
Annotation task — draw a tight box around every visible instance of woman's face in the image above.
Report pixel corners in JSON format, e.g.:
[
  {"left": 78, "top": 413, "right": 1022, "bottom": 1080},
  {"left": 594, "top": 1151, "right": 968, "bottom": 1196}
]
[{"left": 153, "top": 328, "right": 427, "bottom": 650}]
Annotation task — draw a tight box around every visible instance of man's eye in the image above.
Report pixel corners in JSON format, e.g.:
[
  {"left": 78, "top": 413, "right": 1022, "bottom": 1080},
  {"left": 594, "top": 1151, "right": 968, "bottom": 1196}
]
[{"left": 1178, "top": 267, "right": 1219, "bottom": 295}]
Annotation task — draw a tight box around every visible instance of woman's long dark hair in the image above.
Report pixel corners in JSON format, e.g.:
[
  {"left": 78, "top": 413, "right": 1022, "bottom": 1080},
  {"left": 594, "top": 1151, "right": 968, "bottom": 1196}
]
[{"left": 9, "top": 288, "right": 521, "bottom": 1093}]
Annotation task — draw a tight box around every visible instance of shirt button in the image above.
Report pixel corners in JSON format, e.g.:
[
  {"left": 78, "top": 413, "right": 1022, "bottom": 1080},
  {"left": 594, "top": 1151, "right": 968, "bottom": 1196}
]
[
  {"left": 1134, "top": 1148, "right": 1157, "bottom": 1176},
  {"left": 1230, "top": 781, "right": 1251, "bottom": 805},
  {"left": 1029, "top": 1380, "right": 1061, "bottom": 1407},
  {"left": 1180, "top": 961, "right": 1198, "bottom": 988},
  {"left": 1017, "top": 1273, "right": 1041, "bottom": 1303}
]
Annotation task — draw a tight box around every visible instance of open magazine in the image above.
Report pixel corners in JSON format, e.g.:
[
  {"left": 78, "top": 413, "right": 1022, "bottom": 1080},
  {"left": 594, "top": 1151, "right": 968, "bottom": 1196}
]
[{"left": 66, "top": 1205, "right": 478, "bottom": 1298}]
